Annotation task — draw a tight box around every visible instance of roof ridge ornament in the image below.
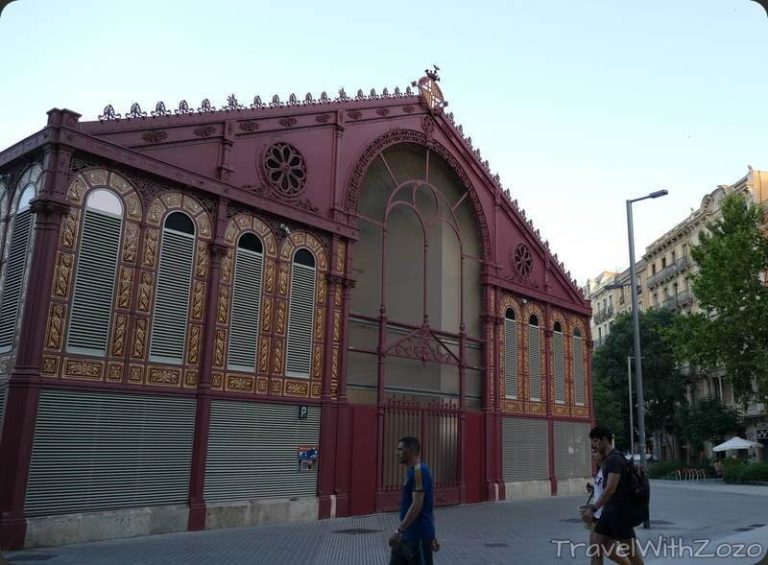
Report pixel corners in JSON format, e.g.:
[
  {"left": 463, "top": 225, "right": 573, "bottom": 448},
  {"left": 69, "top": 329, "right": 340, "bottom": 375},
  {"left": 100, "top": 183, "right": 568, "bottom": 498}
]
[
  {"left": 98, "top": 104, "right": 121, "bottom": 121},
  {"left": 126, "top": 103, "right": 147, "bottom": 120},
  {"left": 198, "top": 99, "right": 215, "bottom": 113},
  {"left": 224, "top": 94, "right": 244, "bottom": 112},
  {"left": 151, "top": 101, "right": 171, "bottom": 117},
  {"left": 412, "top": 65, "right": 447, "bottom": 113}
]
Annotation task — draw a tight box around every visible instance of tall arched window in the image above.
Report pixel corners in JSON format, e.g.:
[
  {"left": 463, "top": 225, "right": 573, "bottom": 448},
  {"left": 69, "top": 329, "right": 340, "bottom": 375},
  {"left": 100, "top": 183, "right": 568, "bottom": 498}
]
[
  {"left": 286, "top": 248, "right": 316, "bottom": 378},
  {"left": 504, "top": 308, "right": 517, "bottom": 399},
  {"left": 572, "top": 328, "right": 585, "bottom": 405},
  {"left": 0, "top": 166, "right": 42, "bottom": 352},
  {"left": 553, "top": 321, "right": 565, "bottom": 404},
  {"left": 150, "top": 212, "right": 195, "bottom": 363},
  {"left": 528, "top": 314, "right": 541, "bottom": 401},
  {"left": 67, "top": 189, "right": 123, "bottom": 355},
  {"left": 228, "top": 233, "right": 264, "bottom": 371}
]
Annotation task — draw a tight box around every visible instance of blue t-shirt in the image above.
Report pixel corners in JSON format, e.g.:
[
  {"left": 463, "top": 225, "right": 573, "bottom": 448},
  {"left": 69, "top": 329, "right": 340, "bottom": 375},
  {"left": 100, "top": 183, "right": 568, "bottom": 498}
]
[{"left": 399, "top": 462, "right": 435, "bottom": 541}]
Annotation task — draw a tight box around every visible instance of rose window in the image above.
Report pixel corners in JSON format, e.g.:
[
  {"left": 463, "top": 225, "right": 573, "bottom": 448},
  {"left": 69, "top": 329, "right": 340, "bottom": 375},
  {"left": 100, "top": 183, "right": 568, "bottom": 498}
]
[
  {"left": 513, "top": 243, "right": 533, "bottom": 279},
  {"left": 263, "top": 143, "right": 307, "bottom": 197}
]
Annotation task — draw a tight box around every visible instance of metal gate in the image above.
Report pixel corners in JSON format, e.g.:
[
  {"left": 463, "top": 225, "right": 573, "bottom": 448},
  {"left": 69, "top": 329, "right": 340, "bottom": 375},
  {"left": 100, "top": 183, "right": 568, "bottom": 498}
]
[{"left": 379, "top": 398, "right": 460, "bottom": 510}]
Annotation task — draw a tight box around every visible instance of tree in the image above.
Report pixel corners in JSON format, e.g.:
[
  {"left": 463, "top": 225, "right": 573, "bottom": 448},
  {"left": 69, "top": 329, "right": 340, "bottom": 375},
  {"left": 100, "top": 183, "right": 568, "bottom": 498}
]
[
  {"left": 593, "top": 372, "right": 625, "bottom": 446},
  {"left": 675, "top": 396, "right": 741, "bottom": 456},
  {"left": 593, "top": 310, "right": 687, "bottom": 453},
  {"left": 668, "top": 193, "right": 768, "bottom": 404}
]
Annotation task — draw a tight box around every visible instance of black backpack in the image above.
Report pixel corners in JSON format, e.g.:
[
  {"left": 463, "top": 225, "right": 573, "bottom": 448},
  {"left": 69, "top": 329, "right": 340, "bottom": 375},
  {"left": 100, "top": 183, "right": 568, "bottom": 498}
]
[{"left": 619, "top": 454, "right": 651, "bottom": 526}]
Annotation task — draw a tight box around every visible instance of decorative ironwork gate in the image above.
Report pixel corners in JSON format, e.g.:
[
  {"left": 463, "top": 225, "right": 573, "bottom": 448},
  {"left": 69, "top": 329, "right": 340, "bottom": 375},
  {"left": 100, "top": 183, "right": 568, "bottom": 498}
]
[{"left": 379, "top": 397, "right": 460, "bottom": 510}]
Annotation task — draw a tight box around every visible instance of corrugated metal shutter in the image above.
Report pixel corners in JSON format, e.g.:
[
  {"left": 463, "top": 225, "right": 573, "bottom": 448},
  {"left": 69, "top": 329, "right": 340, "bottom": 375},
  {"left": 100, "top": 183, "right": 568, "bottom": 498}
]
[
  {"left": 502, "top": 417, "right": 549, "bottom": 481},
  {"left": 554, "top": 421, "right": 591, "bottom": 478},
  {"left": 286, "top": 263, "right": 315, "bottom": 377},
  {"left": 227, "top": 249, "right": 263, "bottom": 371},
  {"left": 573, "top": 335, "right": 585, "bottom": 404},
  {"left": 554, "top": 331, "right": 565, "bottom": 403},
  {"left": 528, "top": 325, "right": 541, "bottom": 401},
  {"left": 26, "top": 389, "right": 195, "bottom": 517},
  {"left": 150, "top": 229, "right": 195, "bottom": 363},
  {"left": 504, "top": 318, "right": 517, "bottom": 398},
  {"left": 0, "top": 210, "right": 32, "bottom": 351},
  {"left": 204, "top": 401, "right": 319, "bottom": 502},
  {"left": 67, "top": 210, "right": 122, "bottom": 355}
]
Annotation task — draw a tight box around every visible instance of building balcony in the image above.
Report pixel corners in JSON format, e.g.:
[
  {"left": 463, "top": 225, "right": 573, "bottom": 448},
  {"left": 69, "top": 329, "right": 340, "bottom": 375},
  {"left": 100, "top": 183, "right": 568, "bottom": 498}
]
[
  {"left": 647, "top": 256, "right": 689, "bottom": 289},
  {"left": 594, "top": 305, "right": 614, "bottom": 324}
]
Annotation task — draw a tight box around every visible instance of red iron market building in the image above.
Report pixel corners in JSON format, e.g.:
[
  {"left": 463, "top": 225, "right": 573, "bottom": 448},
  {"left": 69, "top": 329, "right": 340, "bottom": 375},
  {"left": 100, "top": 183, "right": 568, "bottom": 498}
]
[{"left": 0, "top": 70, "right": 593, "bottom": 549}]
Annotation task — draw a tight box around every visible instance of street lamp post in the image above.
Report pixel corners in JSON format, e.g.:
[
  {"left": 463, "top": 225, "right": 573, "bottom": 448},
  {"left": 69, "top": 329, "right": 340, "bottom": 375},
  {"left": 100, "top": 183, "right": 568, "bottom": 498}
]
[
  {"left": 628, "top": 355, "right": 635, "bottom": 458},
  {"left": 627, "top": 189, "right": 668, "bottom": 470}
]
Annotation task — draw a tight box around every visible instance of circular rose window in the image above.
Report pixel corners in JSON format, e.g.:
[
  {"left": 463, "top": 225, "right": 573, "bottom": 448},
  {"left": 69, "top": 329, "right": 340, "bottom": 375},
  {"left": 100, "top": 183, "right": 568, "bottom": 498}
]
[
  {"left": 513, "top": 243, "right": 533, "bottom": 279},
  {"left": 263, "top": 143, "right": 307, "bottom": 197}
]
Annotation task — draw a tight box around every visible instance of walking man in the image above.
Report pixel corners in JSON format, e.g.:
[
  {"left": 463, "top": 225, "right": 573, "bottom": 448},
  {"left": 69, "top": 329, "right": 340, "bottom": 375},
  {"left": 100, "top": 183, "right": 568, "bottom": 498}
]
[
  {"left": 582, "top": 425, "right": 643, "bottom": 565},
  {"left": 388, "top": 436, "right": 436, "bottom": 565}
]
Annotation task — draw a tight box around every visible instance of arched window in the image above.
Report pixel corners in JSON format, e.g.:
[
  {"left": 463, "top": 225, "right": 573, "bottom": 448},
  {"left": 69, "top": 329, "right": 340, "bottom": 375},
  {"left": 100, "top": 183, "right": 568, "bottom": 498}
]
[
  {"left": 286, "top": 248, "right": 316, "bottom": 378},
  {"left": 228, "top": 233, "right": 264, "bottom": 371},
  {"left": 528, "top": 314, "right": 541, "bottom": 401},
  {"left": 553, "top": 321, "right": 565, "bottom": 404},
  {"left": 67, "top": 189, "right": 123, "bottom": 355},
  {"left": 504, "top": 308, "right": 517, "bottom": 399},
  {"left": 572, "top": 328, "right": 585, "bottom": 405},
  {"left": 0, "top": 166, "right": 42, "bottom": 352},
  {"left": 149, "top": 211, "right": 195, "bottom": 363}
]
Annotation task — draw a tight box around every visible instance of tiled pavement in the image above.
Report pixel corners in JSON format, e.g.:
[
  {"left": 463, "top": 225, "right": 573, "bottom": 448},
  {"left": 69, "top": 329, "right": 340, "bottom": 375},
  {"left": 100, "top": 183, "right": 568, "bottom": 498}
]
[{"left": 4, "top": 481, "right": 768, "bottom": 564}]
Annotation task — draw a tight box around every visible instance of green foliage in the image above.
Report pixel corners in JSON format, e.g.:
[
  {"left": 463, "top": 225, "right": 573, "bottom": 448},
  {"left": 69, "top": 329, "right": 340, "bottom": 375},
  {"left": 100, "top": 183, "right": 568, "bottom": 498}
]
[
  {"left": 667, "top": 193, "right": 768, "bottom": 404},
  {"left": 719, "top": 459, "right": 768, "bottom": 483},
  {"left": 592, "top": 372, "right": 625, "bottom": 448},
  {"left": 674, "top": 396, "right": 741, "bottom": 453},
  {"left": 592, "top": 310, "right": 686, "bottom": 450}
]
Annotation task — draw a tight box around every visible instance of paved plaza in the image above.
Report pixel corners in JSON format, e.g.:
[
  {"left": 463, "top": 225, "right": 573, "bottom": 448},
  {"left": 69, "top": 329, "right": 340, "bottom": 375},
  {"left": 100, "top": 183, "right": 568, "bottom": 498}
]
[{"left": 3, "top": 481, "right": 767, "bottom": 564}]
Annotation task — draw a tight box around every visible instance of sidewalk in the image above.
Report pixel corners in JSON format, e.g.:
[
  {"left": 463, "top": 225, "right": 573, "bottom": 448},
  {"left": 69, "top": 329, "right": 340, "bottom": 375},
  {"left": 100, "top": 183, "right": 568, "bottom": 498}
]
[{"left": 2, "top": 480, "right": 766, "bottom": 564}]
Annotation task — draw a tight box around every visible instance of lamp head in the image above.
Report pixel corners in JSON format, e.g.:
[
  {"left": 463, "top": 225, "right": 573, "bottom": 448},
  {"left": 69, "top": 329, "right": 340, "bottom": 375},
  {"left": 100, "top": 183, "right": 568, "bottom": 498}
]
[{"left": 649, "top": 189, "right": 669, "bottom": 199}]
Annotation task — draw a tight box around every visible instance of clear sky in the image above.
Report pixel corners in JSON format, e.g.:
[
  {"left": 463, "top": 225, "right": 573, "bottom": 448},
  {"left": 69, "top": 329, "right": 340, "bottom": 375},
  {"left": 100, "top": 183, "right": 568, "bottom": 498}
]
[{"left": 2, "top": 0, "right": 768, "bottom": 284}]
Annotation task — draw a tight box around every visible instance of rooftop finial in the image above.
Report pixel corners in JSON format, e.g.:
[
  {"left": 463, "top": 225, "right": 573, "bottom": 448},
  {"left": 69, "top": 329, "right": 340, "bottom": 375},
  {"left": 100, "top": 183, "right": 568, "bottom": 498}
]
[{"left": 426, "top": 64, "right": 440, "bottom": 81}]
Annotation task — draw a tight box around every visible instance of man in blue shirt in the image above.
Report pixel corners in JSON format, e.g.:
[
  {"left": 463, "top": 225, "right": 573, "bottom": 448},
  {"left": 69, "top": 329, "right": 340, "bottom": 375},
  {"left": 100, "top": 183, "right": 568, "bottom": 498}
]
[{"left": 388, "top": 436, "right": 437, "bottom": 565}]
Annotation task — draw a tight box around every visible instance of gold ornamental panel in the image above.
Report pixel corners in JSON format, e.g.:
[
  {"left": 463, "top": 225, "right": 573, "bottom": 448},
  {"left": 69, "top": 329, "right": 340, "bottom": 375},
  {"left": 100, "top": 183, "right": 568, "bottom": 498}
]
[
  {"left": 41, "top": 355, "right": 59, "bottom": 376},
  {"left": 84, "top": 169, "right": 108, "bottom": 187},
  {"left": 258, "top": 336, "right": 270, "bottom": 374},
  {"left": 277, "top": 264, "right": 289, "bottom": 297},
  {"left": 129, "top": 365, "right": 144, "bottom": 384},
  {"left": 256, "top": 377, "right": 268, "bottom": 394},
  {"left": 147, "top": 367, "right": 182, "bottom": 387},
  {"left": 117, "top": 267, "right": 135, "bottom": 310},
  {"left": 132, "top": 318, "right": 148, "bottom": 360},
  {"left": 218, "top": 286, "right": 231, "bottom": 325},
  {"left": 226, "top": 374, "right": 255, "bottom": 393},
  {"left": 312, "top": 344, "right": 323, "bottom": 379},
  {"left": 142, "top": 228, "right": 159, "bottom": 268},
  {"left": 264, "top": 261, "right": 275, "bottom": 294},
  {"left": 211, "top": 372, "right": 224, "bottom": 390},
  {"left": 528, "top": 403, "right": 546, "bottom": 415},
  {"left": 60, "top": 208, "right": 80, "bottom": 250},
  {"left": 63, "top": 358, "right": 103, "bottom": 381},
  {"left": 45, "top": 303, "right": 66, "bottom": 351},
  {"left": 124, "top": 193, "right": 142, "bottom": 221},
  {"left": 137, "top": 272, "right": 154, "bottom": 313},
  {"left": 53, "top": 253, "right": 75, "bottom": 298},
  {"left": 261, "top": 297, "right": 273, "bottom": 332},
  {"left": 187, "top": 325, "right": 201, "bottom": 364},
  {"left": 110, "top": 314, "right": 129, "bottom": 357},
  {"left": 311, "top": 382, "right": 321, "bottom": 398},
  {"left": 270, "top": 377, "right": 283, "bottom": 394},
  {"left": 161, "top": 192, "right": 183, "bottom": 210},
  {"left": 184, "top": 195, "right": 203, "bottom": 215},
  {"left": 214, "top": 329, "right": 226, "bottom": 368},
  {"left": 122, "top": 222, "right": 139, "bottom": 264},
  {"left": 284, "top": 379, "right": 308, "bottom": 397},
  {"left": 191, "top": 281, "right": 205, "bottom": 321},
  {"left": 275, "top": 300, "right": 286, "bottom": 336},
  {"left": 195, "top": 241, "right": 209, "bottom": 278},
  {"left": 107, "top": 363, "right": 123, "bottom": 382},
  {"left": 184, "top": 370, "right": 198, "bottom": 388},
  {"left": 67, "top": 176, "right": 87, "bottom": 204}
]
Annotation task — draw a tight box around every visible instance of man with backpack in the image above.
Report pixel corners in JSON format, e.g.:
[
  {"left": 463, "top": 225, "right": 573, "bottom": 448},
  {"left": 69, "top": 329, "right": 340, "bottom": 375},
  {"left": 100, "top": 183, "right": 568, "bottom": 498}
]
[{"left": 582, "top": 425, "right": 645, "bottom": 565}]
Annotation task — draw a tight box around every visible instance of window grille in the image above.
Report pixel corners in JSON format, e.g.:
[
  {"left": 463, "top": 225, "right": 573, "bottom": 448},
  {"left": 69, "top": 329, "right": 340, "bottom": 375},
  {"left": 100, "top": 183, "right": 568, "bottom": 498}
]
[
  {"left": 149, "top": 212, "right": 195, "bottom": 363},
  {"left": 0, "top": 208, "right": 32, "bottom": 351},
  {"left": 67, "top": 192, "right": 123, "bottom": 355},
  {"left": 554, "top": 323, "right": 565, "bottom": 403},
  {"left": 227, "top": 234, "right": 264, "bottom": 371},
  {"left": 286, "top": 249, "right": 316, "bottom": 377},
  {"left": 528, "top": 316, "right": 541, "bottom": 401},
  {"left": 573, "top": 330, "right": 585, "bottom": 405},
  {"left": 504, "top": 309, "right": 517, "bottom": 399}
]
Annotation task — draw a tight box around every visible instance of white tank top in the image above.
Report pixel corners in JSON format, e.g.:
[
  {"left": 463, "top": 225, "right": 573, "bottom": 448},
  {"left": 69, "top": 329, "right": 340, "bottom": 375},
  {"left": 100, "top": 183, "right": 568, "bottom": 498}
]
[{"left": 593, "top": 466, "right": 605, "bottom": 519}]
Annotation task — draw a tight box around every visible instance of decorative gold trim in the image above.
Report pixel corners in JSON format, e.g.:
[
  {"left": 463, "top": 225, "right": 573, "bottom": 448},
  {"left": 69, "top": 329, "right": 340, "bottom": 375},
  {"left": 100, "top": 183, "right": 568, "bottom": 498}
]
[
  {"left": 41, "top": 355, "right": 59, "bottom": 376},
  {"left": 147, "top": 366, "right": 182, "bottom": 386},
  {"left": 214, "top": 329, "right": 226, "bottom": 368},
  {"left": 137, "top": 272, "right": 153, "bottom": 313},
  {"left": 187, "top": 325, "right": 201, "bottom": 364},
  {"left": 270, "top": 377, "right": 283, "bottom": 394},
  {"left": 53, "top": 253, "right": 75, "bottom": 298},
  {"left": 45, "top": 303, "right": 66, "bottom": 351},
  {"left": 107, "top": 363, "right": 123, "bottom": 382},
  {"left": 256, "top": 377, "right": 268, "bottom": 393},
  {"left": 132, "top": 318, "right": 148, "bottom": 359},
  {"left": 117, "top": 267, "right": 134, "bottom": 310},
  {"left": 184, "top": 370, "right": 198, "bottom": 388},
  {"left": 212, "top": 372, "right": 224, "bottom": 390},
  {"left": 191, "top": 281, "right": 205, "bottom": 321},
  {"left": 110, "top": 314, "right": 128, "bottom": 357},
  {"left": 142, "top": 228, "right": 159, "bottom": 268},
  {"left": 284, "top": 379, "right": 308, "bottom": 397},
  {"left": 63, "top": 358, "right": 103, "bottom": 381},
  {"left": 129, "top": 365, "right": 144, "bottom": 384},
  {"left": 122, "top": 222, "right": 139, "bottom": 263},
  {"left": 226, "top": 374, "right": 255, "bottom": 393}
]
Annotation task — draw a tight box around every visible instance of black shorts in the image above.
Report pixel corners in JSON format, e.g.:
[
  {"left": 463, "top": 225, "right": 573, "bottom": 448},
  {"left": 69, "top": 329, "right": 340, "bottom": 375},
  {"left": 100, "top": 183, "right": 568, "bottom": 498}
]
[
  {"left": 390, "top": 539, "right": 434, "bottom": 565},
  {"left": 594, "top": 509, "right": 635, "bottom": 541}
]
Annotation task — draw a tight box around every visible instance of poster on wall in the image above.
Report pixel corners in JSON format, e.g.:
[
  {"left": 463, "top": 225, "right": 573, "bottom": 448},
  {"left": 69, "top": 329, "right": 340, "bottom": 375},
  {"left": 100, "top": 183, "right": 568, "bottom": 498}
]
[{"left": 298, "top": 446, "right": 318, "bottom": 471}]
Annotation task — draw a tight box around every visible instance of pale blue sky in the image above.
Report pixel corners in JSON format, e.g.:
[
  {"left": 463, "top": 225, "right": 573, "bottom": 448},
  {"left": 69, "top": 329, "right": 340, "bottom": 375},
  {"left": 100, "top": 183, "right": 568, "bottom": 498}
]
[{"left": 2, "top": 0, "right": 768, "bottom": 284}]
